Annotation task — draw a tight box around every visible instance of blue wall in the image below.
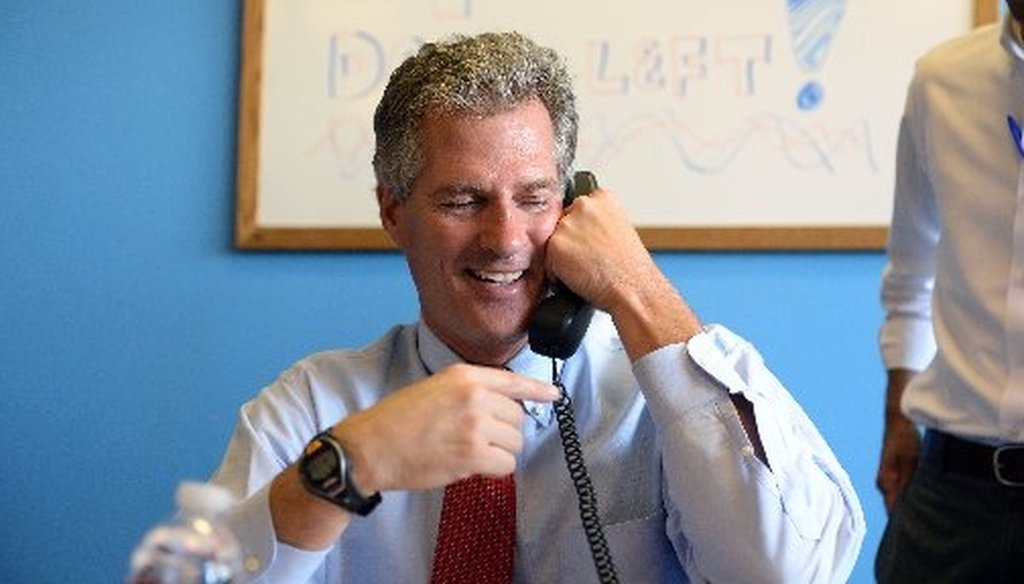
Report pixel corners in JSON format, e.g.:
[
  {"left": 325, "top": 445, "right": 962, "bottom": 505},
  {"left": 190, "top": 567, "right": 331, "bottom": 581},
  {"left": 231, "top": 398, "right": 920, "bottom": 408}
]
[{"left": 1, "top": 2, "right": 887, "bottom": 582}]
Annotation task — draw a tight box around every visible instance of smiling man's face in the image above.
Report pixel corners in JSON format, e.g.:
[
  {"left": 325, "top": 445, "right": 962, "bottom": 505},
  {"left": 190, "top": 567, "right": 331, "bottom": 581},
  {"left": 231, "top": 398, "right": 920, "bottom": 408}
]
[{"left": 379, "top": 98, "right": 563, "bottom": 366}]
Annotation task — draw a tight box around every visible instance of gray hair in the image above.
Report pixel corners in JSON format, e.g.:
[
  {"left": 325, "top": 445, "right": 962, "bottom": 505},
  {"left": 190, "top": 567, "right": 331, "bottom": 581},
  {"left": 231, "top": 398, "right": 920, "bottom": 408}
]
[{"left": 372, "top": 31, "right": 578, "bottom": 201}]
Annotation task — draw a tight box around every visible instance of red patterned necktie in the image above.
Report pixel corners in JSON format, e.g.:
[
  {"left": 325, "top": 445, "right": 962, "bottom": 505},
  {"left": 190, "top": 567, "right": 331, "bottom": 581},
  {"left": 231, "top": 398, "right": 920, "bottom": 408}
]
[{"left": 430, "top": 474, "right": 516, "bottom": 583}]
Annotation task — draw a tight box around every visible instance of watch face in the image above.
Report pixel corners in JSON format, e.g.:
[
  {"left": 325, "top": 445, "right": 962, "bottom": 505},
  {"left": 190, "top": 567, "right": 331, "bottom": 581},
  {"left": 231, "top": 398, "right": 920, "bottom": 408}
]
[
  {"left": 306, "top": 444, "right": 336, "bottom": 482},
  {"left": 304, "top": 441, "right": 342, "bottom": 491}
]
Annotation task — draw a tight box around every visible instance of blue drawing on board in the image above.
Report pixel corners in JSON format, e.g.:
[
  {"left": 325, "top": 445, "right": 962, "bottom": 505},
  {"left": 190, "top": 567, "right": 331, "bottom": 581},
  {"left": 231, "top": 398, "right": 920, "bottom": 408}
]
[
  {"left": 584, "top": 110, "right": 877, "bottom": 177},
  {"left": 786, "top": 0, "right": 845, "bottom": 111},
  {"left": 796, "top": 81, "right": 824, "bottom": 110}
]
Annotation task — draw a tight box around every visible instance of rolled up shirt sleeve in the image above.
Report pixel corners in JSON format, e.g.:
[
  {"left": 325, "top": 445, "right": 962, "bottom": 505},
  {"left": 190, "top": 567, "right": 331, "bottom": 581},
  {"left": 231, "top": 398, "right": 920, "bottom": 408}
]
[
  {"left": 879, "top": 83, "right": 939, "bottom": 373},
  {"left": 635, "top": 324, "right": 866, "bottom": 583}
]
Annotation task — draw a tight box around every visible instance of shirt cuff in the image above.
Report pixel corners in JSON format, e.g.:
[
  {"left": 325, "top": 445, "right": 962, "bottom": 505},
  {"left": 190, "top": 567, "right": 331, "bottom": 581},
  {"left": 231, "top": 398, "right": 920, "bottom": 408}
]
[
  {"left": 633, "top": 324, "right": 749, "bottom": 415},
  {"left": 222, "top": 482, "right": 331, "bottom": 583},
  {"left": 880, "top": 318, "right": 936, "bottom": 371},
  {"left": 260, "top": 541, "right": 331, "bottom": 583}
]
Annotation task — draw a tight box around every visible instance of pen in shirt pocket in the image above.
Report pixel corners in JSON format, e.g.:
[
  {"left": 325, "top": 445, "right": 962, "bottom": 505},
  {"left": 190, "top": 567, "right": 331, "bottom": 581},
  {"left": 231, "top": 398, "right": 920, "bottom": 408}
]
[{"left": 1008, "top": 115, "right": 1024, "bottom": 159}]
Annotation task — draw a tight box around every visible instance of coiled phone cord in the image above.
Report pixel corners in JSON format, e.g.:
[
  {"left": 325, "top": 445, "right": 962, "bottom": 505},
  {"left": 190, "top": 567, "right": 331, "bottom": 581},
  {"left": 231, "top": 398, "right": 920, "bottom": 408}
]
[{"left": 551, "top": 359, "right": 620, "bottom": 584}]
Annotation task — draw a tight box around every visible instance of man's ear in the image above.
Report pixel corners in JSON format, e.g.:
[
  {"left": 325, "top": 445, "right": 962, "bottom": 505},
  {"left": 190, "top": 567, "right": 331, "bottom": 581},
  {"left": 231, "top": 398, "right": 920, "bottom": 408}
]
[{"left": 377, "top": 185, "right": 404, "bottom": 248}]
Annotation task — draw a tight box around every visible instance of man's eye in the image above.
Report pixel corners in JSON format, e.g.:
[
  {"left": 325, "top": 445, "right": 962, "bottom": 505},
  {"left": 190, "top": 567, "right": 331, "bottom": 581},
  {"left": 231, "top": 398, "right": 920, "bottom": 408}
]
[
  {"left": 519, "top": 196, "right": 552, "bottom": 211},
  {"left": 440, "top": 198, "right": 480, "bottom": 211}
]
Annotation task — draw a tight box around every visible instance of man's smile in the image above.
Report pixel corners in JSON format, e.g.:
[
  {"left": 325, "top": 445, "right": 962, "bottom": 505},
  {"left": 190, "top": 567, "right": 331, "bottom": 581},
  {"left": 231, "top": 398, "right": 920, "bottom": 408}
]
[{"left": 468, "top": 269, "right": 526, "bottom": 285}]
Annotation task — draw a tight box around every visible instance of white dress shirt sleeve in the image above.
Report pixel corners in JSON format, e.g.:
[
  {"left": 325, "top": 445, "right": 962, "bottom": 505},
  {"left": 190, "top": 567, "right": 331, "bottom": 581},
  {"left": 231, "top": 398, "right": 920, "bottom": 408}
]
[
  {"left": 634, "top": 324, "right": 866, "bottom": 583},
  {"left": 879, "top": 79, "right": 939, "bottom": 372},
  {"left": 210, "top": 369, "right": 332, "bottom": 583}
]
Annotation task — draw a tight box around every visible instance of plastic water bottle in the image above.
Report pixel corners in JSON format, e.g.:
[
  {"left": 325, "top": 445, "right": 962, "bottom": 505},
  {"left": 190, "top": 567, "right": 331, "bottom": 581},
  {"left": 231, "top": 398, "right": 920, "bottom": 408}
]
[{"left": 127, "top": 481, "right": 243, "bottom": 584}]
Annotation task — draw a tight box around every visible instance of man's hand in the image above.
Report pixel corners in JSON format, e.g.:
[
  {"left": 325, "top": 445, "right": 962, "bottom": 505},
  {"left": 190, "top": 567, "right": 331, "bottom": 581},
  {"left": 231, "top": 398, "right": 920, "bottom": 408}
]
[
  {"left": 876, "top": 369, "right": 922, "bottom": 512},
  {"left": 877, "top": 412, "right": 921, "bottom": 512},
  {"left": 335, "top": 364, "right": 559, "bottom": 494},
  {"left": 270, "top": 364, "right": 557, "bottom": 550},
  {"left": 545, "top": 189, "right": 657, "bottom": 314},
  {"left": 545, "top": 189, "right": 702, "bottom": 360}
]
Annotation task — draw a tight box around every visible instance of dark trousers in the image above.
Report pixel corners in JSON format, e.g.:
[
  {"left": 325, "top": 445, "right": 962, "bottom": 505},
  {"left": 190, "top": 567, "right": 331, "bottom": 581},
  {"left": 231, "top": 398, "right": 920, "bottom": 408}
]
[{"left": 875, "top": 434, "right": 1024, "bottom": 583}]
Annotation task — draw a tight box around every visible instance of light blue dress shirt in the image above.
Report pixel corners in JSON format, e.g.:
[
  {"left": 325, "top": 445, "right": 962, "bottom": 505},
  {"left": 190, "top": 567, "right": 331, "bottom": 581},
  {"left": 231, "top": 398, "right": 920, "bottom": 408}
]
[{"left": 213, "top": 312, "right": 864, "bottom": 582}]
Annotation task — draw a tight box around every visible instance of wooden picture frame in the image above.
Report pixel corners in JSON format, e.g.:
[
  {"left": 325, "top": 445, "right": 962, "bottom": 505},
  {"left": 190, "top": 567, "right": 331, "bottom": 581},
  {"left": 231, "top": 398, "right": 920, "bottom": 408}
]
[
  {"left": 235, "top": 0, "right": 990, "bottom": 251},
  {"left": 976, "top": 0, "right": 1002, "bottom": 25}
]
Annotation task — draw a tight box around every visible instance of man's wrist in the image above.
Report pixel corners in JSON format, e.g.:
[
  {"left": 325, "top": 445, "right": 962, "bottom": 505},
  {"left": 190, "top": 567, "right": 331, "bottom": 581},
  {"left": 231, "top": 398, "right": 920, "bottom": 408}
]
[
  {"left": 329, "top": 424, "right": 381, "bottom": 495},
  {"left": 299, "top": 429, "right": 382, "bottom": 516}
]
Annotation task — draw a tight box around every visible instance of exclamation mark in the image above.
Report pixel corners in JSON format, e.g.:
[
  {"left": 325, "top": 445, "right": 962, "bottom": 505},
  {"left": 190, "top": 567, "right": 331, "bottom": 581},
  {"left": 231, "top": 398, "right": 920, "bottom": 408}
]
[{"left": 786, "top": 0, "right": 846, "bottom": 111}]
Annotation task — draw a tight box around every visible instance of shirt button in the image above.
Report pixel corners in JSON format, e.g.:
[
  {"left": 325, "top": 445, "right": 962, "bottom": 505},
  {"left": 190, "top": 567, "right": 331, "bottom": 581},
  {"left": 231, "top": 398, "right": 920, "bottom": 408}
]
[{"left": 244, "top": 556, "right": 262, "bottom": 573}]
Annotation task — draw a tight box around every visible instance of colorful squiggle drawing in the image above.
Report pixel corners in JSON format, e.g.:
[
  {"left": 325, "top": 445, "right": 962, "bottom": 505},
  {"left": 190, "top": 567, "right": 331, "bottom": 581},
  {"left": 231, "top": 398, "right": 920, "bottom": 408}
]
[{"left": 582, "top": 110, "right": 876, "bottom": 176}]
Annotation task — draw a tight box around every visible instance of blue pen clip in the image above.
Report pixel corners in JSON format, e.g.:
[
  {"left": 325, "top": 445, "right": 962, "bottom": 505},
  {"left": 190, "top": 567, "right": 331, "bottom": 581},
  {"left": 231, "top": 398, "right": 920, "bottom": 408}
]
[{"left": 1008, "top": 115, "right": 1024, "bottom": 159}]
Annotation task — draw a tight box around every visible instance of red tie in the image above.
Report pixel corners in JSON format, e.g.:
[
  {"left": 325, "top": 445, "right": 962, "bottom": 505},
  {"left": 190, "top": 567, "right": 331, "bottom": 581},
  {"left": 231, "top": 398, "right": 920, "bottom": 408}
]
[{"left": 430, "top": 474, "right": 516, "bottom": 583}]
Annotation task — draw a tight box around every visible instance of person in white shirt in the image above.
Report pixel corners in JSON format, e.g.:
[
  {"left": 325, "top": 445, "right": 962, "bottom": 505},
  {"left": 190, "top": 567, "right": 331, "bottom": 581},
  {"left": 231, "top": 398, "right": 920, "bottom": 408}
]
[
  {"left": 876, "top": 1, "right": 1024, "bottom": 581},
  {"left": 212, "top": 31, "right": 864, "bottom": 583}
]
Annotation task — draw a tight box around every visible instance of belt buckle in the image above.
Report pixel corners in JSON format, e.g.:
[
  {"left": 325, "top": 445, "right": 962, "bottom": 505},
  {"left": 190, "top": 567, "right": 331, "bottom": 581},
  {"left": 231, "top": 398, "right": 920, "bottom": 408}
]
[{"left": 993, "top": 445, "right": 1024, "bottom": 487}]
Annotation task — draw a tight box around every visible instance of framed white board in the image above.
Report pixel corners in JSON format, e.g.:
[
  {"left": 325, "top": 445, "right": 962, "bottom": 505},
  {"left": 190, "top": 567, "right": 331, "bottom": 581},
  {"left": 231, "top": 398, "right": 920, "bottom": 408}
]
[{"left": 235, "top": 0, "right": 993, "bottom": 250}]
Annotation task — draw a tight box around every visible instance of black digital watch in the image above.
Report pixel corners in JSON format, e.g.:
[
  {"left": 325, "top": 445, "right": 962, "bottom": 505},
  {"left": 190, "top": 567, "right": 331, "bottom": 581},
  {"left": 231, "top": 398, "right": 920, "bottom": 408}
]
[{"left": 299, "top": 430, "right": 381, "bottom": 516}]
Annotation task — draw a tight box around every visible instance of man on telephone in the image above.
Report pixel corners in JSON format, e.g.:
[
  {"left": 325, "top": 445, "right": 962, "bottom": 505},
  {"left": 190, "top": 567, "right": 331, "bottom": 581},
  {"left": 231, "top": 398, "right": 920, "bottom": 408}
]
[{"left": 211, "top": 31, "right": 864, "bottom": 582}]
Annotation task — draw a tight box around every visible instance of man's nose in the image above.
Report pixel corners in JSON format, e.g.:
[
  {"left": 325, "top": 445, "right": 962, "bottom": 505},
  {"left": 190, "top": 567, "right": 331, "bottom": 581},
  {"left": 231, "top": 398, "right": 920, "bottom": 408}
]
[{"left": 479, "top": 202, "right": 528, "bottom": 256}]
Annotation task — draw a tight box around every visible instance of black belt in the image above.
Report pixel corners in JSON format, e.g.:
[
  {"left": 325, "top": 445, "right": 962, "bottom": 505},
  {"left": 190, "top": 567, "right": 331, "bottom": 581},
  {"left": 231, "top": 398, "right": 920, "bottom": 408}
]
[{"left": 922, "top": 430, "right": 1024, "bottom": 487}]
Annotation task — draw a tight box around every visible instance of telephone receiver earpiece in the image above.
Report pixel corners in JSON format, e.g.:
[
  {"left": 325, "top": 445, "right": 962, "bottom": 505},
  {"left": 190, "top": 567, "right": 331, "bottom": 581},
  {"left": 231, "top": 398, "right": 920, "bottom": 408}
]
[
  {"left": 567, "top": 170, "right": 599, "bottom": 205},
  {"left": 527, "top": 171, "right": 599, "bottom": 360}
]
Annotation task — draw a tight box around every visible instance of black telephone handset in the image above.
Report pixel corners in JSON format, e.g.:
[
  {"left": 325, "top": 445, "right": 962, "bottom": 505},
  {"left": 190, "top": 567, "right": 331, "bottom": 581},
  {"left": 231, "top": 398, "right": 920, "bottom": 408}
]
[{"left": 527, "top": 171, "right": 599, "bottom": 360}]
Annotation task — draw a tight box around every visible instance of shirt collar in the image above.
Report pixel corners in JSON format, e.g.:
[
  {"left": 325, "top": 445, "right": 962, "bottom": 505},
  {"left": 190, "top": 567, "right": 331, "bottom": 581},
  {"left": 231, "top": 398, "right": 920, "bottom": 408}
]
[{"left": 415, "top": 321, "right": 555, "bottom": 427}]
